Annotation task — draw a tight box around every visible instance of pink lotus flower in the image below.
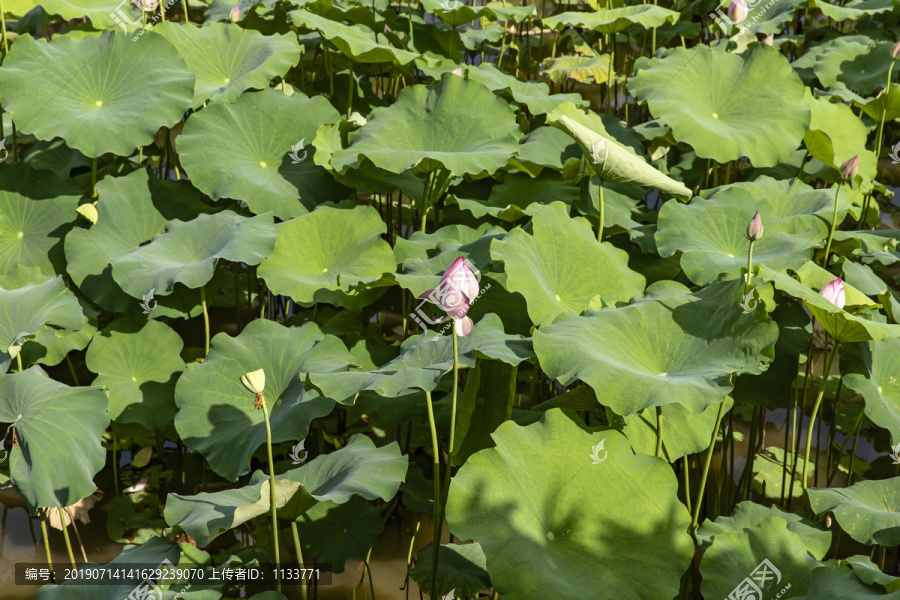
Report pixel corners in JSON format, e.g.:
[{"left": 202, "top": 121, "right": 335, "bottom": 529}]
[
  {"left": 819, "top": 278, "right": 845, "bottom": 309},
  {"left": 229, "top": 4, "right": 240, "bottom": 22},
  {"left": 420, "top": 257, "right": 479, "bottom": 336},
  {"left": 840, "top": 155, "right": 858, "bottom": 181},
  {"left": 745, "top": 210, "right": 763, "bottom": 241},
  {"left": 728, "top": 0, "right": 748, "bottom": 24}
]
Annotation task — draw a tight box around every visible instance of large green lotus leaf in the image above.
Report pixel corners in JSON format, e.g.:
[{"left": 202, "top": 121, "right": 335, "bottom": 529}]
[
  {"left": 543, "top": 6, "right": 681, "bottom": 33},
  {"left": 174, "top": 319, "right": 354, "bottom": 480},
  {"left": 855, "top": 84, "right": 900, "bottom": 122},
  {"left": 331, "top": 74, "right": 522, "bottom": 177},
  {"left": 809, "top": 0, "right": 894, "bottom": 21},
  {"left": 110, "top": 211, "right": 275, "bottom": 299},
  {"left": 546, "top": 102, "right": 692, "bottom": 200},
  {"left": 844, "top": 555, "right": 900, "bottom": 592},
  {"left": 64, "top": 169, "right": 214, "bottom": 314},
  {"left": 85, "top": 318, "right": 184, "bottom": 429},
  {"left": 29, "top": 0, "right": 151, "bottom": 30},
  {"left": 410, "top": 543, "right": 491, "bottom": 599},
  {"left": 0, "top": 267, "right": 84, "bottom": 374},
  {"left": 35, "top": 536, "right": 182, "bottom": 600},
  {"left": 697, "top": 501, "right": 831, "bottom": 558},
  {"left": 419, "top": 62, "right": 588, "bottom": 114},
  {"left": 614, "top": 397, "right": 733, "bottom": 462},
  {"left": 294, "top": 496, "right": 383, "bottom": 573},
  {"left": 809, "top": 477, "right": 900, "bottom": 546},
  {"left": 491, "top": 201, "right": 645, "bottom": 326},
  {"left": 419, "top": 0, "right": 495, "bottom": 26},
  {"left": 257, "top": 205, "right": 395, "bottom": 308},
  {"left": 153, "top": 22, "right": 301, "bottom": 108},
  {"left": 452, "top": 358, "right": 516, "bottom": 466},
  {"left": 699, "top": 517, "right": 823, "bottom": 600},
  {"left": 632, "top": 44, "right": 809, "bottom": 167},
  {"left": 795, "top": 564, "right": 900, "bottom": 600},
  {"left": 0, "top": 367, "right": 108, "bottom": 511},
  {"left": 165, "top": 470, "right": 300, "bottom": 547},
  {"left": 758, "top": 265, "right": 900, "bottom": 342},
  {"left": 165, "top": 435, "right": 405, "bottom": 545},
  {"left": 804, "top": 91, "right": 877, "bottom": 184},
  {"left": 739, "top": 0, "right": 805, "bottom": 35},
  {"left": 291, "top": 11, "right": 420, "bottom": 64},
  {"left": 814, "top": 38, "right": 898, "bottom": 96},
  {"left": 795, "top": 260, "right": 876, "bottom": 309},
  {"left": 178, "top": 89, "right": 347, "bottom": 220},
  {"left": 20, "top": 299, "right": 97, "bottom": 370},
  {"left": 0, "top": 165, "right": 81, "bottom": 277},
  {"left": 534, "top": 279, "right": 778, "bottom": 415},
  {"left": 393, "top": 223, "right": 504, "bottom": 296},
  {"left": 655, "top": 178, "right": 844, "bottom": 285},
  {"left": 0, "top": 31, "right": 194, "bottom": 158},
  {"left": 446, "top": 409, "right": 693, "bottom": 600},
  {"left": 453, "top": 172, "right": 580, "bottom": 222},
  {"left": 843, "top": 339, "right": 900, "bottom": 446},
  {"left": 543, "top": 54, "right": 614, "bottom": 86}
]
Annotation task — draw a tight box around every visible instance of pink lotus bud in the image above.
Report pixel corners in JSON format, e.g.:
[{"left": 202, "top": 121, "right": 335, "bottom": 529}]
[
  {"left": 728, "top": 0, "right": 748, "bottom": 24},
  {"left": 819, "top": 278, "right": 845, "bottom": 309},
  {"left": 228, "top": 4, "right": 240, "bottom": 22},
  {"left": 892, "top": 41, "right": 900, "bottom": 61},
  {"left": 419, "top": 257, "right": 480, "bottom": 334},
  {"left": 451, "top": 66, "right": 463, "bottom": 77},
  {"left": 745, "top": 210, "right": 763, "bottom": 241},
  {"left": 840, "top": 155, "right": 858, "bottom": 181},
  {"left": 763, "top": 33, "right": 774, "bottom": 46}
]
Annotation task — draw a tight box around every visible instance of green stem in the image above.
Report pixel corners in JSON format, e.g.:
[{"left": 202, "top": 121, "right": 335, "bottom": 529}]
[
  {"left": 802, "top": 340, "right": 839, "bottom": 493},
  {"left": 41, "top": 514, "right": 54, "bottom": 574},
  {"left": 0, "top": 0, "right": 9, "bottom": 56},
  {"left": 58, "top": 507, "right": 76, "bottom": 567},
  {"left": 597, "top": 180, "right": 605, "bottom": 242},
  {"left": 872, "top": 60, "right": 896, "bottom": 168},
  {"left": 655, "top": 406, "right": 663, "bottom": 458},
  {"left": 827, "top": 403, "right": 862, "bottom": 486},
  {"left": 91, "top": 158, "right": 98, "bottom": 198},
  {"left": 691, "top": 399, "right": 727, "bottom": 531},
  {"left": 65, "top": 355, "right": 80, "bottom": 386},
  {"left": 437, "top": 328, "right": 460, "bottom": 537},
  {"left": 290, "top": 522, "right": 308, "bottom": 600},
  {"left": 182, "top": 0, "right": 188, "bottom": 21},
  {"left": 16, "top": 353, "right": 22, "bottom": 372},
  {"left": 364, "top": 553, "right": 376, "bottom": 600},
  {"left": 822, "top": 183, "right": 843, "bottom": 268},
  {"left": 423, "top": 390, "right": 441, "bottom": 599},
  {"left": 405, "top": 519, "right": 420, "bottom": 600},
  {"left": 683, "top": 456, "right": 691, "bottom": 515},
  {"left": 201, "top": 285, "right": 210, "bottom": 356},
  {"left": 261, "top": 400, "right": 281, "bottom": 592},
  {"left": 745, "top": 240, "right": 754, "bottom": 294}
]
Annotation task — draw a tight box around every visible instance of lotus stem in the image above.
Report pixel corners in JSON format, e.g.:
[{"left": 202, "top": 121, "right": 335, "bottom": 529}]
[
  {"left": 0, "top": 0, "right": 9, "bottom": 56},
  {"left": 597, "top": 181, "right": 605, "bottom": 242},
  {"left": 437, "top": 328, "right": 460, "bottom": 541},
  {"left": 91, "top": 158, "right": 98, "bottom": 198},
  {"left": 290, "top": 522, "right": 308, "bottom": 600},
  {"left": 260, "top": 399, "right": 281, "bottom": 592},
  {"left": 822, "top": 183, "right": 842, "bottom": 268},
  {"left": 801, "top": 338, "right": 839, "bottom": 494},
  {"left": 58, "top": 508, "right": 76, "bottom": 567},
  {"left": 112, "top": 433, "right": 119, "bottom": 497},
  {"left": 200, "top": 285, "right": 210, "bottom": 356},
  {"left": 872, "top": 60, "right": 896, "bottom": 182},
  {"left": 423, "top": 390, "right": 441, "bottom": 599},
  {"left": 65, "top": 355, "right": 80, "bottom": 385},
  {"left": 691, "top": 399, "right": 726, "bottom": 531},
  {"left": 182, "top": 0, "right": 188, "bottom": 21},
  {"left": 404, "top": 519, "right": 420, "bottom": 600},
  {"left": 655, "top": 406, "right": 663, "bottom": 458},
  {"left": 16, "top": 354, "right": 22, "bottom": 372},
  {"left": 363, "top": 551, "right": 376, "bottom": 600},
  {"left": 745, "top": 240, "right": 754, "bottom": 294},
  {"left": 827, "top": 405, "right": 862, "bottom": 486},
  {"left": 682, "top": 456, "right": 691, "bottom": 514},
  {"left": 40, "top": 513, "right": 54, "bottom": 573}
]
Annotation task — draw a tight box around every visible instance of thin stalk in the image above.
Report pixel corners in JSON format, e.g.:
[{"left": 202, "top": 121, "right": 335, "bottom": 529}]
[
  {"left": 260, "top": 400, "right": 281, "bottom": 592},
  {"left": 16, "top": 353, "right": 22, "bottom": 372},
  {"left": 745, "top": 240, "right": 755, "bottom": 293},
  {"left": 872, "top": 60, "right": 896, "bottom": 175},
  {"left": 781, "top": 381, "right": 796, "bottom": 505},
  {"left": 66, "top": 508, "right": 88, "bottom": 563},
  {"left": 201, "top": 286, "right": 210, "bottom": 356},
  {"left": 423, "top": 390, "right": 441, "bottom": 599},
  {"left": 291, "top": 522, "right": 308, "bottom": 600},
  {"left": 91, "top": 158, "right": 98, "bottom": 198},
  {"left": 822, "top": 183, "right": 843, "bottom": 268},
  {"left": 363, "top": 553, "right": 376, "bottom": 600},
  {"left": 404, "top": 520, "right": 419, "bottom": 600},
  {"left": 691, "top": 399, "right": 727, "bottom": 531},
  {"left": 597, "top": 181, "right": 605, "bottom": 242},
  {"left": 58, "top": 508, "right": 76, "bottom": 567},
  {"left": 65, "top": 355, "right": 80, "bottom": 386},
  {"left": 683, "top": 456, "right": 692, "bottom": 514},
  {"left": 435, "top": 329, "right": 461, "bottom": 590},
  {"left": 655, "top": 406, "right": 663, "bottom": 458},
  {"left": 802, "top": 339, "right": 839, "bottom": 493},
  {"left": 41, "top": 514, "right": 54, "bottom": 574},
  {"left": 112, "top": 433, "right": 119, "bottom": 497},
  {"left": 182, "top": 0, "right": 188, "bottom": 21},
  {"left": 845, "top": 413, "right": 864, "bottom": 485},
  {"left": 828, "top": 406, "right": 862, "bottom": 486}
]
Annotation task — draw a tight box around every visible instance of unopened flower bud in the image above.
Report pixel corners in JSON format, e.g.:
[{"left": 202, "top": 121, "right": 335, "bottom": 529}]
[
  {"left": 728, "top": 0, "right": 748, "bottom": 24},
  {"left": 745, "top": 210, "right": 763, "bottom": 241},
  {"left": 229, "top": 4, "right": 240, "bottom": 22},
  {"left": 840, "top": 155, "right": 858, "bottom": 181},
  {"left": 892, "top": 40, "right": 900, "bottom": 61},
  {"left": 819, "top": 278, "right": 845, "bottom": 309},
  {"left": 76, "top": 202, "right": 98, "bottom": 225},
  {"left": 763, "top": 33, "right": 774, "bottom": 46}
]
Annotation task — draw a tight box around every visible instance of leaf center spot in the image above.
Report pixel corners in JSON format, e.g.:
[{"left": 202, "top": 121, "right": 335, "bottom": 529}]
[
  {"left": 260, "top": 161, "right": 267, "bottom": 168},
  {"left": 224, "top": 78, "right": 231, "bottom": 83},
  {"left": 132, "top": 376, "right": 137, "bottom": 382},
  {"left": 659, "top": 372, "right": 668, "bottom": 377},
  {"left": 322, "top": 268, "right": 328, "bottom": 273},
  {"left": 554, "top": 294, "right": 561, "bottom": 302},
  {"left": 727, "top": 253, "right": 734, "bottom": 258},
  {"left": 95, "top": 100, "right": 103, "bottom": 107},
  {"left": 878, "top": 386, "right": 883, "bottom": 393},
  {"left": 712, "top": 112, "right": 719, "bottom": 119},
  {"left": 546, "top": 531, "right": 555, "bottom": 540},
  {"left": 17, "top": 232, "right": 23, "bottom": 239}
]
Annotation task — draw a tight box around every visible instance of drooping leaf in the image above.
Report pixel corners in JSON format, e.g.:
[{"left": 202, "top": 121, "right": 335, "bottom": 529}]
[
  {"left": 291, "top": 11, "right": 421, "bottom": 64},
  {"left": 808, "top": 477, "right": 900, "bottom": 546},
  {"left": 543, "top": 6, "right": 681, "bottom": 33},
  {"left": 446, "top": 409, "right": 694, "bottom": 600},
  {"left": 410, "top": 543, "right": 491, "bottom": 599},
  {"left": 843, "top": 338, "right": 900, "bottom": 446},
  {"left": 0, "top": 367, "right": 108, "bottom": 511}
]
